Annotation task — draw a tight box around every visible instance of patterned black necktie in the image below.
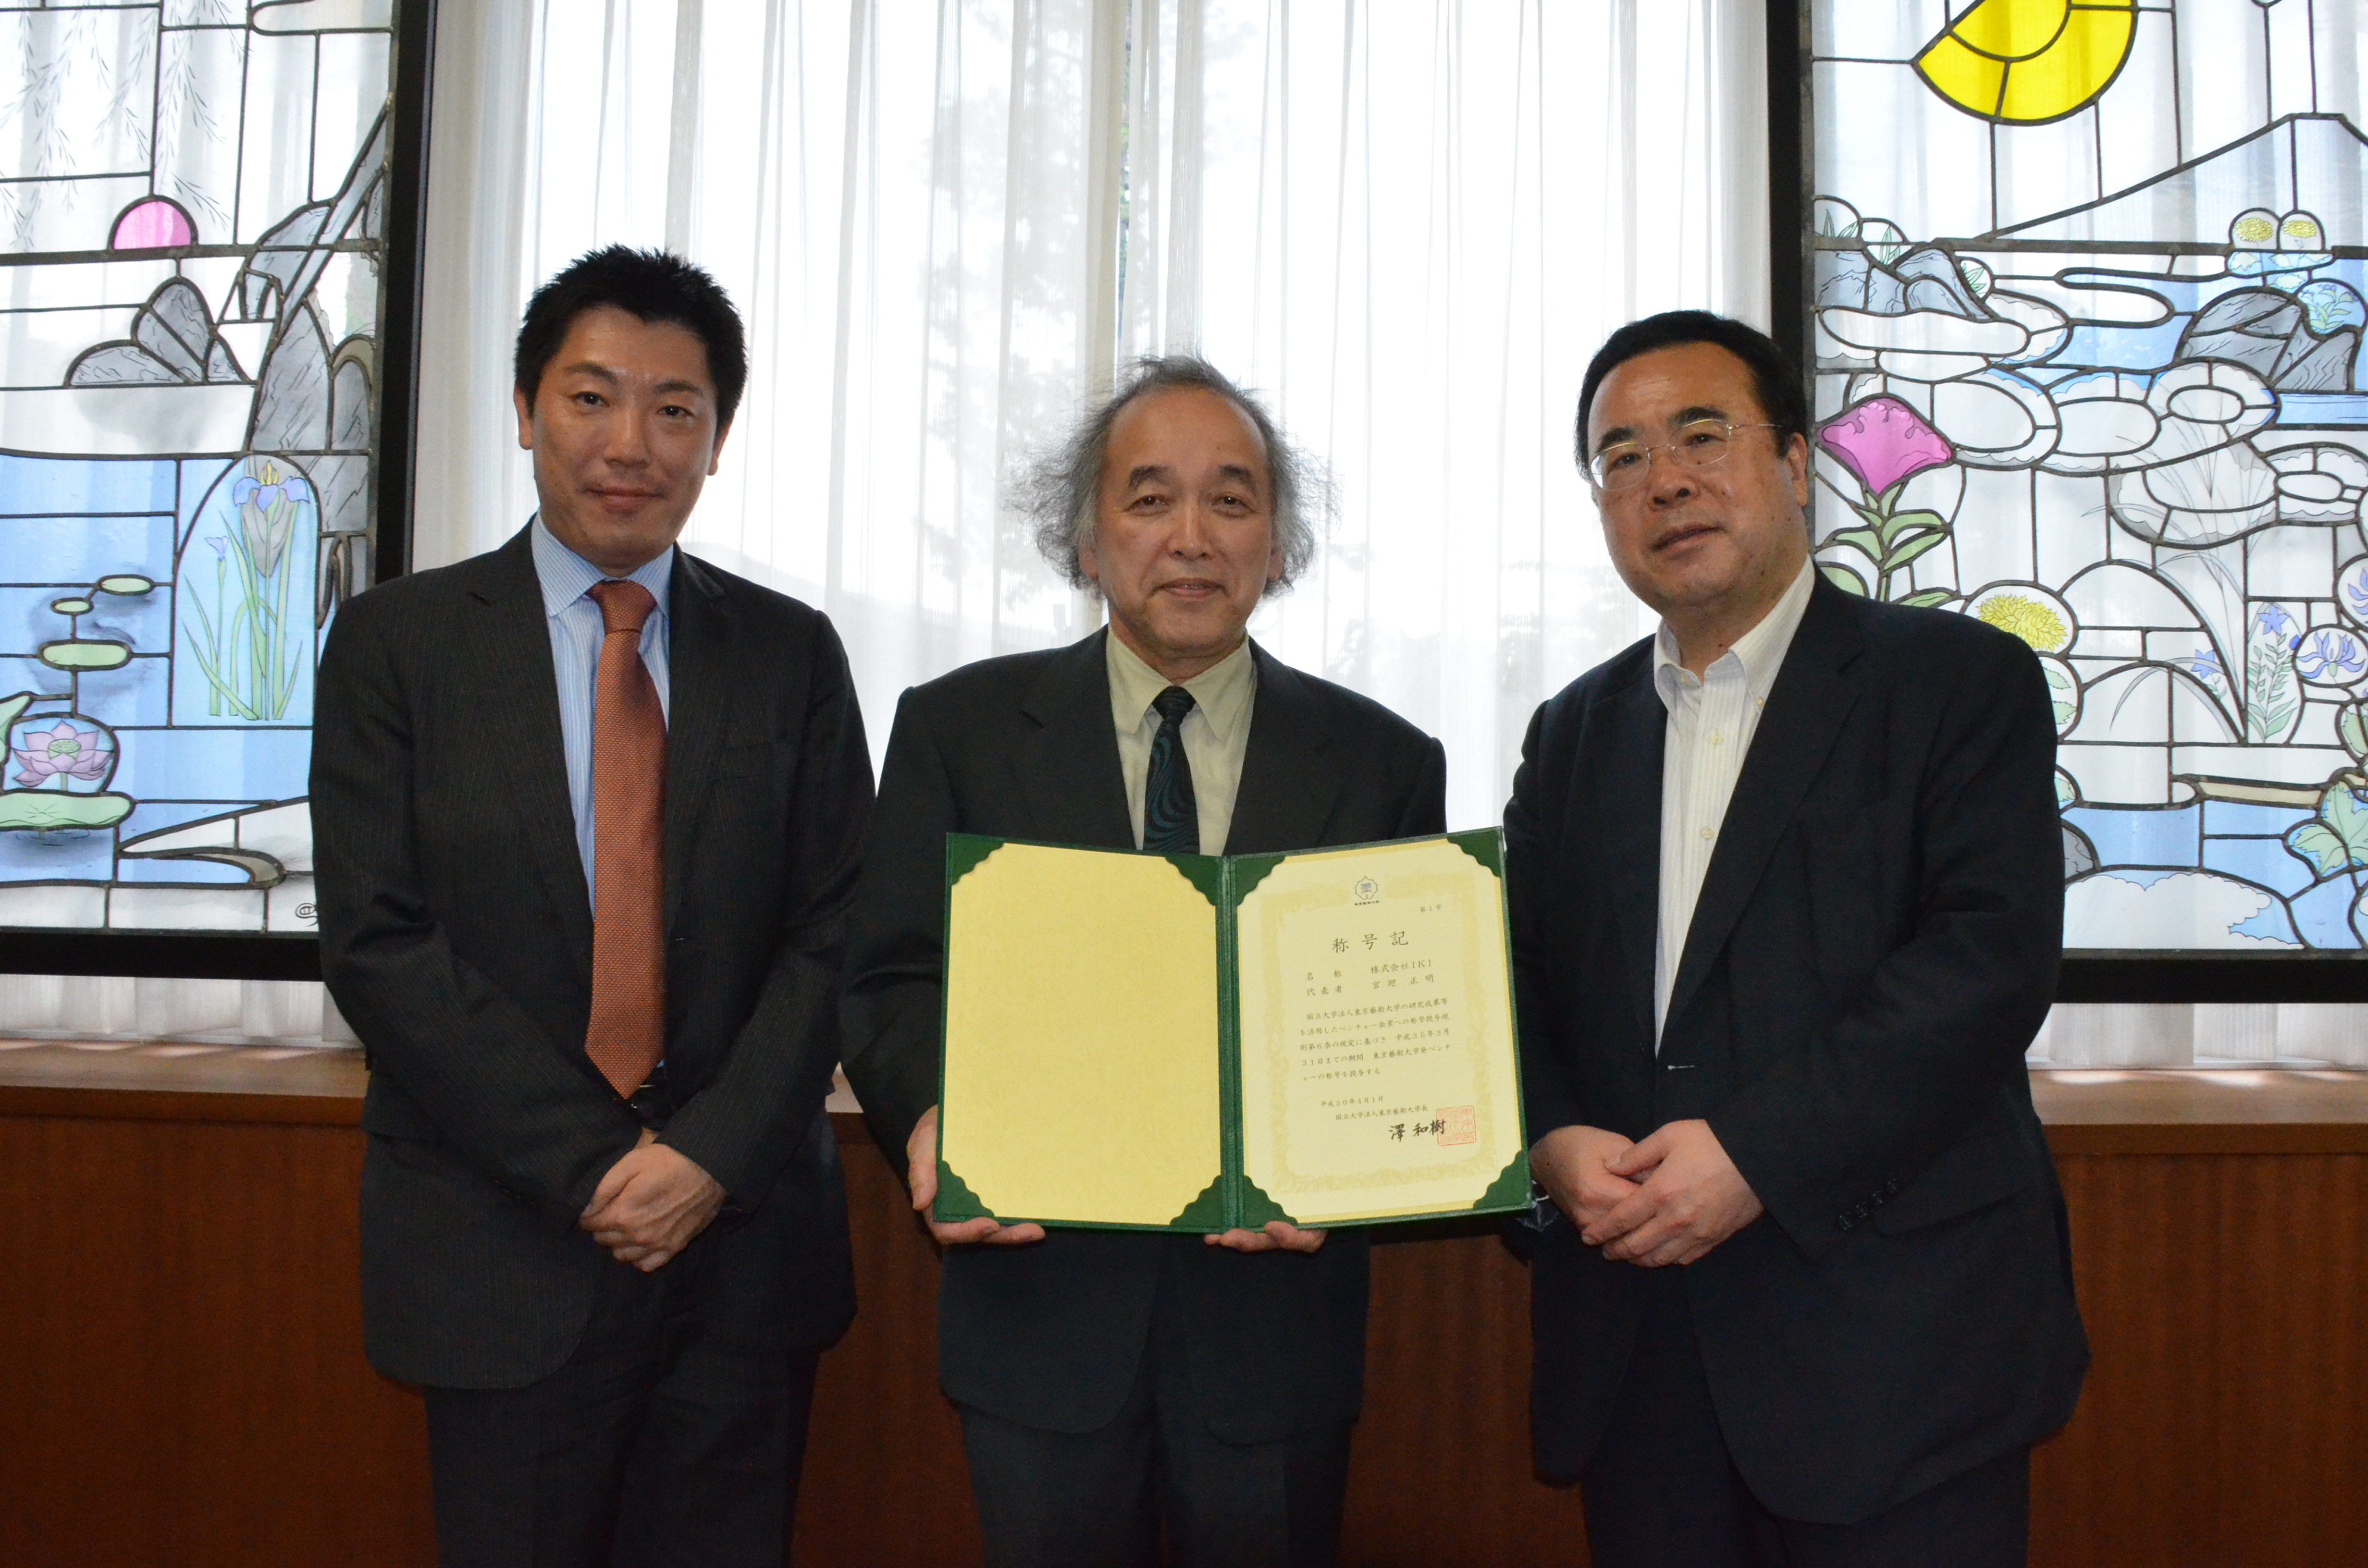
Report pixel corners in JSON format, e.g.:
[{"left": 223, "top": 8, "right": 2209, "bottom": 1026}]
[{"left": 1143, "top": 685, "right": 1200, "bottom": 854}]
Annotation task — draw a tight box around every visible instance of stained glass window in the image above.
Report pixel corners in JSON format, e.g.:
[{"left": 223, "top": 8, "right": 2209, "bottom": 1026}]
[
  {"left": 1809, "top": 0, "right": 2368, "bottom": 950},
  {"left": 0, "top": 0, "right": 393, "bottom": 933}
]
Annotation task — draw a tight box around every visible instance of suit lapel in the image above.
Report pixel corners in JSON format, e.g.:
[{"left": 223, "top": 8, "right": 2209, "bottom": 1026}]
[
  {"left": 662, "top": 552, "right": 732, "bottom": 936},
  {"left": 1017, "top": 629, "right": 1136, "bottom": 851},
  {"left": 466, "top": 528, "right": 594, "bottom": 977},
  {"left": 1665, "top": 581, "right": 1864, "bottom": 1031},
  {"left": 1596, "top": 665, "right": 1665, "bottom": 1051},
  {"left": 1225, "top": 644, "right": 1340, "bottom": 855}
]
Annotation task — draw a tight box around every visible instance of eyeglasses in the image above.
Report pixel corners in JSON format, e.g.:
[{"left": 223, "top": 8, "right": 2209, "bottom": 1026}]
[{"left": 1586, "top": 420, "right": 1778, "bottom": 492}]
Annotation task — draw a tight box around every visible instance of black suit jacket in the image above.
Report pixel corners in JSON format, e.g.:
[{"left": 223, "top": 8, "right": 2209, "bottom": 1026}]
[
  {"left": 1508, "top": 578, "right": 2088, "bottom": 1523},
  {"left": 840, "top": 629, "right": 1445, "bottom": 1440},
  {"left": 313, "top": 526, "right": 870, "bottom": 1388}
]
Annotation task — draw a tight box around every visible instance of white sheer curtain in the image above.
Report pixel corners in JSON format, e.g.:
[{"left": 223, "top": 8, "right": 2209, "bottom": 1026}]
[
  {"left": 412, "top": 0, "right": 1768, "bottom": 829},
  {"left": 1115, "top": 0, "right": 1770, "bottom": 825}
]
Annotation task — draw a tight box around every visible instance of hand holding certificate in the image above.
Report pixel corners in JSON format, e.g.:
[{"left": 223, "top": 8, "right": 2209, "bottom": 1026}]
[{"left": 933, "top": 831, "right": 1529, "bottom": 1231}]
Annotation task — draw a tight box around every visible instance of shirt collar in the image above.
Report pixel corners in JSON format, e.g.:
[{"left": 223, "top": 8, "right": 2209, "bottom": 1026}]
[
  {"left": 1651, "top": 555, "right": 1817, "bottom": 711},
  {"left": 530, "top": 514, "right": 675, "bottom": 622},
  {"left": 1106, "top": 628, "right": 1258, "bottom": 744}
]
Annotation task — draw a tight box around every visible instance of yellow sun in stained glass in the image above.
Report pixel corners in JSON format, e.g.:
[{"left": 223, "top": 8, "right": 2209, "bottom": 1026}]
[{"left": 1914, "top": 0, "right": 2138, "bottom": 125}]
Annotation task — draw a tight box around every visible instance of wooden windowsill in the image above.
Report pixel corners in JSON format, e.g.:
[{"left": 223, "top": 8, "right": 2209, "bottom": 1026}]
[
  {"left": 2030, "top": 1068, "right": 2368, "bottom": 1153},
  {"left": 0, "top": 1038, "right": 366, "bottom": 1124},
  {"left": 4, "top": 1041, "right": 2365, "bottom": 1153}
]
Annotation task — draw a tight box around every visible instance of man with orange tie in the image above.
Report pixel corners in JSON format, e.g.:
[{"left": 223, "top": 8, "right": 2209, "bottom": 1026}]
[{"left": 313, "top": 246, "right": 872, "bottom": 1568}]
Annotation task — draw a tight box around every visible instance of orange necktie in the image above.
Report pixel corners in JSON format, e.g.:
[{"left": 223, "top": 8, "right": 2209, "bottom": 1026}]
[{"left": 584, "top": 579, "right": 666, "bottom": 1098}]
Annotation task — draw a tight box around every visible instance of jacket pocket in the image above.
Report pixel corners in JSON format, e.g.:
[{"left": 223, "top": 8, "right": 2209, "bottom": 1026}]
[{"left": 1872, "top": 1129, "right": 2034, "bottom": 1234}]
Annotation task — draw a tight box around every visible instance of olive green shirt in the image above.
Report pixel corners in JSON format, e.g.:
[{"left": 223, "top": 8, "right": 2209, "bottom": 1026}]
[{"left": 1106, "top": 629, "right": 1258, "bottom": 856}]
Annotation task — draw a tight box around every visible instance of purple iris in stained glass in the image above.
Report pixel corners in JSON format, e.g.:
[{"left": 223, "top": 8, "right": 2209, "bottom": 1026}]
[
  {"left": 232, "top": 461, "right": 308, "bottom": 577},
  {"left": 2294, "top": 629, "right": 2366, "bottom": 682},
  {"left": 229, "top": 473, "right": 311, "bottom": 510}
]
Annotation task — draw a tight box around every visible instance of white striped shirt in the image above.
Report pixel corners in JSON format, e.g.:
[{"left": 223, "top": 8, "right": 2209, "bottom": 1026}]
[{"left": 1651, "top": 558, "right": 1816, "bottom": 1044}]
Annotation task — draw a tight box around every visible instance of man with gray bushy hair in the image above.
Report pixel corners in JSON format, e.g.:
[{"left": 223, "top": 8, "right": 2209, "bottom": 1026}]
[
  {"left": 842, "top": 355, "right": 1446, "bottom": 1565},
  {"left": 1020, "top": 355, "right": 1324, "bottom": 596}
]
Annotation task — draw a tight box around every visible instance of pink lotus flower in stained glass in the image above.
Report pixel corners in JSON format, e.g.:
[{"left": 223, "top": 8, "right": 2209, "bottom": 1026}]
[
  {"left": 10, "top": 719, "right": 114, "bottom": 789},
  {"left": 1816, "top": 396, "right": 1954, "bottom": 497}
]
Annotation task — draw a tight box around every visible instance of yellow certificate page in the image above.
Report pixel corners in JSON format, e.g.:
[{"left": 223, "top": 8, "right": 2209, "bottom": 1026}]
[
  {"left": 939, "top": 842, "right": 1224, "bottom": 1228},
  {"left": 1233, "top": 836, "right": 1525, "bottom": 1226}
]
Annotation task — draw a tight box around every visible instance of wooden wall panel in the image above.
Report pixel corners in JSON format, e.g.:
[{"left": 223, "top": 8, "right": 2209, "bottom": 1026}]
[
  {"left": 0, "top": 1112, "right": 432, "bottom": 1568},
  {"left": 2032, "top": 1153, "right": 2368, "bottom": 1568},
  {"left": 1346, "top": 1229, "right": 1591, "bottom": 1565},
  {"left": 2, "top": 1087, "right": 2363, "bottom": 1568},
  {"left": 794, "top": 1135, "right": 981, "bottom": 1565}
]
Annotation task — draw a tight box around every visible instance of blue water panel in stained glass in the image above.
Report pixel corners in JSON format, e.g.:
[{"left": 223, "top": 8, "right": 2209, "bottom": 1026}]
[
  {"left": 0, "top": 830, "right": 112, "bottom": 884},
  {"left": 70, "top": 589, "right": 169, "bottom": 654},
  {"left": 119, "top": 801, "right": 265, "bottom": 843},
  {"left": 0, "top": 655, "right": 71, "bottom": 698},
  {"left": 74, "top": 655, "right": 168, "bottom": 726},
  {"left": 0, "top": 587, "right": 74, "bottom": 650},
  {"left": 110, "top": 726, "right": 311, "bottom": 801},
  {"left": 113, "top": 857, "right": 251, "bottom": 886},
  {"left": 2275, "top": 394, "right": 2368, "bottom": 427},
  {"left": 175, "top": 460, "right": 236, "bottom": 550},
  {"left": 0, "top": 585, "right": 168, "bottom": 656},
  {"left": 0, "top": 514, "right": 177, "bottom": 584},
  {"left": 2200, "top": 835, "right": 2317, "bottom": 898},
  {"left": 2063, "top": 803, "right": 2201, "bottom": 869},
  {"left": 0, "top": 458, "right": 176, "bottom": 518},
  {"left": 2203, "top": 800, "right": 2316, "bottom": 836},
  {"left": 2053, "top": 320, "right": 2189, "bottom": 371},
  {"left": 2287, "top": 876, "right": 2365, "bottom": 948}
]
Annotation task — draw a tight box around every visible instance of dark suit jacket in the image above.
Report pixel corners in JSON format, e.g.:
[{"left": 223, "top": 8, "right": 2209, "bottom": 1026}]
[
  {"left": 1508, "top": 578, "right": 2088, "bottom": 1524},
  {"left": 312, "top": 525, "right": 870, "bottom": 1389},
  {"left": 840, "top": 629, "right": 1445, "bottom": 1441}
]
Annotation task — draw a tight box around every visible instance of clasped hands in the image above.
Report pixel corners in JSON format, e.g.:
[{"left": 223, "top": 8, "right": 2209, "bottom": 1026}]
[
  {"left": 1530, "top": 1119, "right": 1762, "bottom": 1268},
  {"left": 905, "top": 1106, "right": 1325, "bottom": 1255},
  {"left": 580, "top": 1127, "right": 727, "bottom": 1272}
]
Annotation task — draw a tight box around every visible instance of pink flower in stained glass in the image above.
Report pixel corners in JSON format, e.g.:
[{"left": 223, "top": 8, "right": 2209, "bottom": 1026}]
[
  {"left": 1816, "top": 396, "right": 1954, "bottom": 497},
  {"left": 111, "top": 198, "right": 195, "bottom": 251},
  {"left": 10, "top": 719, "right": 113, "bottom": 788}
]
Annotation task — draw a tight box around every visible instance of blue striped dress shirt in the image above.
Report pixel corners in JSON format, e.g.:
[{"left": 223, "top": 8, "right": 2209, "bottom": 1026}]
[{"left": 530, "top": 516, "right": 673, "bottom": 913}]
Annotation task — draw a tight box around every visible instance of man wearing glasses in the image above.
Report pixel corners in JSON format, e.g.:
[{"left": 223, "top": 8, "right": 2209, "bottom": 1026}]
[{"left": 1505, "top": 312, "right": 2087, "bottom": 1566}]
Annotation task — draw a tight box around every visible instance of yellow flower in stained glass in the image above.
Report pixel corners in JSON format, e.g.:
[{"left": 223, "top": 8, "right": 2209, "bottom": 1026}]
[
  {"left": 1969, "top": 585, "right": 2077, "bottom": 654},
  {"left": 1976, "top": 594, "right": 2067, "bottom": 650},
  {"left": 1914, "top": 0, "right": 2137, "bottom": 125}
]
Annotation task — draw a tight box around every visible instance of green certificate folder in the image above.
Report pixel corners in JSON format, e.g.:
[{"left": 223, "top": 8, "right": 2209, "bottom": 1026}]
[{"left": 934, "top": 830, "right": 1529, "bottom": 1232}]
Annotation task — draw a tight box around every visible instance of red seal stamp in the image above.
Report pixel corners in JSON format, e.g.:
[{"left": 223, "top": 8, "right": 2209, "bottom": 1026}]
[{"left": 1436, "top": 1105, "right": 1476, "bottom": 1147}]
